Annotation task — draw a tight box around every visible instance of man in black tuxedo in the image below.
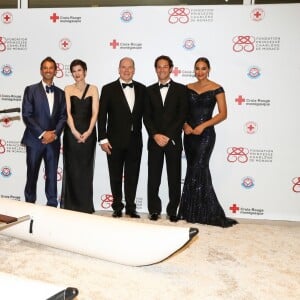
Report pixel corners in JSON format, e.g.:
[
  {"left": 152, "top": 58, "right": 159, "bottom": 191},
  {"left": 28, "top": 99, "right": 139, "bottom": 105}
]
[
  {"left": 98, "top": 57, "right": 146, "bottom": 218},
  {"left": 144, "top": 55, "right": 188, "bottom": 222},
  {"left": 21, "top": 56, "right": 66, "bottom": 207}
]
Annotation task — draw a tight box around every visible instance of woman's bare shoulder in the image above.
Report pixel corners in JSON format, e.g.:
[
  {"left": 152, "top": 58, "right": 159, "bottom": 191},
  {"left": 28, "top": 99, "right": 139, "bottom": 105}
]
[
  {"left": 64, "top": 84, "right": 75, "bottom": 92},
  {"left": 209, "top": 80, "right": 221, "bottom": 89},
  {"left": 90, "top": 84, "right": 99, "bottom": 90}
]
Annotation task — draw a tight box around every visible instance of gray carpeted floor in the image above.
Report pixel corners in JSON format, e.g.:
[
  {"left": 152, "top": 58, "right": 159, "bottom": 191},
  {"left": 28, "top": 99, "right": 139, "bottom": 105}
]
[{"left": 1, "top": 213, "right": 299, "bottom": 300}]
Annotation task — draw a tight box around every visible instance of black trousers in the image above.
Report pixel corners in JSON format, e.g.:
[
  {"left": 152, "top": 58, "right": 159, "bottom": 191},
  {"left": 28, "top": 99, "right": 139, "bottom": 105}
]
[
  {"left": 147, "top": 142, "right": 182, "bottom": 216},
  {"left": 107, "top": 135, "right": 142, "bottom": 213}
]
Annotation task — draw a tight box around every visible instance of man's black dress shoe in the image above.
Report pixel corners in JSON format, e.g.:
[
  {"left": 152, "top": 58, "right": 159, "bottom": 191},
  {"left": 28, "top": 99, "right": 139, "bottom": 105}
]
[
  {"left": 112, "top": 210, "right": 122, "bottom": 218},
  {"left": 149, "top": 213, "right": 159, "bottom": 221},
  {"left": 126, "top": 211, "right": 141, "bottom": 218},
  {"left": 168, "top": 215, "right": 178, "bottom": 223}
]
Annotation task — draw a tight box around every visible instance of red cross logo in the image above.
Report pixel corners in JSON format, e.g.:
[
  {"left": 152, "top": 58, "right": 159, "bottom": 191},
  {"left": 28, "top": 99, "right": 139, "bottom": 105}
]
[
  {"left": 245, "top": 121, "right": 257, "bottom": 134},
  {"left": 253, "top": 11, "right": 261, "bottom": 19},
  {"left": 2, "top": 12, "right": 13, "bottom": 24},
  {"left": 110, "top": 39, "right": 119, "bottom": 49},
  {"left": 172, "top": 67, "right": 181, "bottom": 76},
  {"left": 50, "top": 13, "right": 59, "bottom": 23},
  {"left": 61, "top": 40, "right": 68, "bottom": 48},
  {"left": 251, "top": 8, "right": 264, "bottom": 21},
  {"left": 248, "top": 123, "right": 254, "bottom": 131},
  {"left": 235, "top": 95, "right": 245, "bottom": 105},
  {"left": 3, "top": 117, "right": 10, "bottom": 125},
  {"left": 230, "top": 204, "right": 239, "bottom": 213},
  {"left": 59, "top": 38, "right": 71, "bottom": 50},
  {"left": 3, "top": 14, "right": 11, "bottom": 22}
]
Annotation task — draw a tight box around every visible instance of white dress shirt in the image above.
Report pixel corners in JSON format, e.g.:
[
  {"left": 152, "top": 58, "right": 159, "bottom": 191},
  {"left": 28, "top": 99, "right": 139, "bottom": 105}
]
[
  {"left": 120, "top": 79, "right": 135, "bottom": 112},
  {"left": 42, "top": 81, "right": 54, "bottom": 115},
  {"left": 100, "top": 79, "right": 135, "bottom": 145},
  {"left": 159, "top": 80, "right": 170, "bottom": 105},
  {"left": 39, "top": 81, "right": 55, "bottom": 139}
]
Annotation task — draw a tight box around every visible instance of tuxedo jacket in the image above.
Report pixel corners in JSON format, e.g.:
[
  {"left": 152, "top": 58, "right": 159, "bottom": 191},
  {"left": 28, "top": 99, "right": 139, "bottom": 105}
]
[
  {"left": 143, "top": 80, "right": 188, "bottom": 150},
  {"left": 21, "top": 81, "right": 66, "bottom": 147},
  {"left": 97, "top": 79, "right": 146, "bottom": 149}
]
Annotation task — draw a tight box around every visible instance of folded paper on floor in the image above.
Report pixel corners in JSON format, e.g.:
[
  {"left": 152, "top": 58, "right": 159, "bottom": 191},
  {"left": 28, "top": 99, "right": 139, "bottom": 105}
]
[{"left": 0, "top": 198, "right": 198, "bottom": 266}]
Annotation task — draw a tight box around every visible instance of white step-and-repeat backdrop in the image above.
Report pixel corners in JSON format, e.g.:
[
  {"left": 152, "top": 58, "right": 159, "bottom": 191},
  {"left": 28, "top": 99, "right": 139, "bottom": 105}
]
[{"left": 1, "top": 4, "right": 299, "bottom": 221}]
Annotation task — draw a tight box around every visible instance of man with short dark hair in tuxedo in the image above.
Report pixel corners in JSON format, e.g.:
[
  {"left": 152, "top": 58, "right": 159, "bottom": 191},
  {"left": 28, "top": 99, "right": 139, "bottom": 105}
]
[{"left": 144, "top": 55, "right": 188, "bottom": 222}]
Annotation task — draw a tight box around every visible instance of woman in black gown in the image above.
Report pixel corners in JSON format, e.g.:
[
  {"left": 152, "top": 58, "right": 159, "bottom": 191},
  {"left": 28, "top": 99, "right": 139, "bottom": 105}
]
[
  {"left": 177, "top": 57, "right": 237, "bottom": 228},
  {"left": 61, "top": 59, "right": 99, "bottom": 213}
]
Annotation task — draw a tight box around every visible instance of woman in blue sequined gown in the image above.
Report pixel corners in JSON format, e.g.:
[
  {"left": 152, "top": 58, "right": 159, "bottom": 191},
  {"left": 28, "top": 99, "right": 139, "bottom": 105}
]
[
  {"left": 177, "top": 57, "right": 237, "bottom": 227},
  {"left": 61, "top": 59, "right": 99, "bottom": 213}
]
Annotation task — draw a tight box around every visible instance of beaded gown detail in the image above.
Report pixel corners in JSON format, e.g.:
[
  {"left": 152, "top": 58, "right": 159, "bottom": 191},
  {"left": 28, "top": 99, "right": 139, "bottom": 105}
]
[
  {"left": 61, "top": 85, "right": 96, "bottom": 213},
  {"left": 177, "top": 87, "right": 237, "bottom": 227}
]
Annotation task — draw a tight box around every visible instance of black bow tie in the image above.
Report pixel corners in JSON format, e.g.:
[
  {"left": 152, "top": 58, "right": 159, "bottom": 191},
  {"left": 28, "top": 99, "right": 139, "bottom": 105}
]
[
  {"left": 46, "top": 85, "right": 54, "bottom": 93},
  {"left": 122, "top": 82, "right": 134, "bottom": 89},
  {"left": 159, "top": 83, "right": 169, "bottom": 89}
]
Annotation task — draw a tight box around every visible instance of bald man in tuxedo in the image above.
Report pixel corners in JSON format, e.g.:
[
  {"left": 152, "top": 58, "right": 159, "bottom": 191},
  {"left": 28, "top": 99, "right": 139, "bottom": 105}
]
[{"left": 98, "top": 57, "right": 146, "bottom": 218}]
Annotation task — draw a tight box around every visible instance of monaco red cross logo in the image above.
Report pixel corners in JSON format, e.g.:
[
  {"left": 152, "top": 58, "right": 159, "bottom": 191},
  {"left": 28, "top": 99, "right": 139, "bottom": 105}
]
[
  {"left": 172, "top": 67, "right": 181, "bottom": 76},
  {"left": 245, "top": 121, "right": 258, "bottom": 134},
  {"left": 230, "top": 204, "right": 239, "bottom": 213},
  {"left": 59, "top": 38, "right": 71, "bottom": 50},
  {"left": 251, "top": 8, "right": 265, "bottom": 21},
  {"left": 2, "top": 12, "right": 13, "bottom": 24},
  {"left": 50, "top": 13, "right": 59, "bottom": 23},
  {"left": 110, "top": 39, "right": 119, "bottom": 49},
  {"left": 235, "top": 95, "right": 245, "bottom": 105}
]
